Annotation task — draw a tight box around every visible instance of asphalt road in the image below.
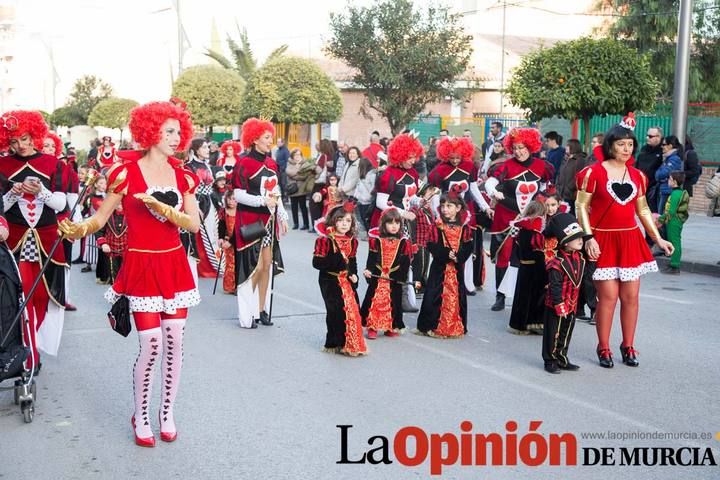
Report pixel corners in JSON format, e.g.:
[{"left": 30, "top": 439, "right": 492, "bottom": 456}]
[{"left": 2, "top": 229, "right": 719, "bottom": 479}]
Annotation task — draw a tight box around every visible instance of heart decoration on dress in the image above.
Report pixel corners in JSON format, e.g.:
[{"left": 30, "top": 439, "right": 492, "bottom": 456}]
[
  {"left": 144, "top": 186, "right": 182, "bottom": 223},
  {"left": 606, "top": 179, "right": 637, "bottom": 205},
  {"left": 263, "top": 178, "right": 277, "bottom": 192},
  {"left": 406, "top": 184, "right": 418, "bottom": 198}
]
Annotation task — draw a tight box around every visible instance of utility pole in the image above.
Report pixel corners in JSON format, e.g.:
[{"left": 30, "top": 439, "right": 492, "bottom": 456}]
[
  {"left": 176, "top": 0, "right": 183, "bottom": 75},
  {"left": 671, "top": 0, "right": 692, "bottom": 144},
  {"left": 499, "top": 0, "right": 507, "bottom": 113}
]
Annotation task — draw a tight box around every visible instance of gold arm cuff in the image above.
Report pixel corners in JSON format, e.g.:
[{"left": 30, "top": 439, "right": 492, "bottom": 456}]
[
  {"left": 575, "top": 190, "right": 593, "bottom": 236},
  {"left": 636, "top": 195, "right": 661, "bottom": 242}
]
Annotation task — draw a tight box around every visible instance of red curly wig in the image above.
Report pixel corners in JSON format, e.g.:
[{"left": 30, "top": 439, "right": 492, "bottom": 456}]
[
  {"left": 436, "top": 136, "right": 474, "bottom": 162},
  {"left": 128, "top": 100, "right": 193, "bottom": 152},
  {"left": 45, "top": 132, "right": 63, "bottom": 157},
  {"left": 387, "top": 133, "right": 424, "bottom": 166},
  {"left": 503, "top": 127, "right": 543, "bottom": 154},
  {"left": 0, "top": 110, "right": 49, "bottom": 151},
  {"left": 241, "top": 118, "right": 275, "bottom": 150},
  {"left": 220, "top": 140, "right": 242, "bottom": 158}
]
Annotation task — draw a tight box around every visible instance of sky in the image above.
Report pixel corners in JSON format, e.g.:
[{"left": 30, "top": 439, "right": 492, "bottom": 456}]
[{"left": 1, "top": 0, "right": 600, "bottom": 112}]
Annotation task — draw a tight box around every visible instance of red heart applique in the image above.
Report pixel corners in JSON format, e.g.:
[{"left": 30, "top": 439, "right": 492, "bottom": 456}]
[
  {"left": 263, "top": 178, "right": 277, "bottom": 191},
  {"left": 407, "top": 185, "right": 418, "bottom": 197},
  {"left": 26, "top": 203, "right": 36, "bottom": 210},
  {"left": 528, "top": 183, "right": 537, "bottom": 193}
]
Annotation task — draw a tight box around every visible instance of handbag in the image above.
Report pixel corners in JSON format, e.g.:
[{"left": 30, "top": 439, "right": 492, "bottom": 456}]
[
  {"left": 108, "top": 295, "right": 131, "bottom": 337},
  {"left": 286, "top": 183, "right": 299, "bottom": 196},
  {"left": 240, "top": 221, "right": 267, "bottom": 242}
]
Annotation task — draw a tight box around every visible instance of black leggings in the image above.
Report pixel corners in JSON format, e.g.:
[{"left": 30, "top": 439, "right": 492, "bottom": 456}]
[{"left": 290, "top": 195, "right": 309, "bottom": 228}]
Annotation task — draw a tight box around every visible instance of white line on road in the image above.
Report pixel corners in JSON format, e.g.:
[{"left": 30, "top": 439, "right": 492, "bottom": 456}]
[{"left": 639, "top": 293, "right": 692, "bottom": 305}]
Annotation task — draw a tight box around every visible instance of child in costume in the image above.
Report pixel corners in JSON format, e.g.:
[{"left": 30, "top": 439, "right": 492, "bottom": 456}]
[
  {"left": 361, "top": 207, "right": 412, "bottom": 339},
  {"left": 542, "top": 213, "right": 586, "bottom": 373},
  {"left": 312, "top": 202, "right": 367, "bottom": 356},
  {"left": 409, "top": 183, "right": 438, "bottom": 295},
  {"left": 657, "top": 171, "right": 689, "bottom": 274},
  {"left": 508, "top": 200, "right": 547, "bottom": 335},
  {"left": 218, "top": 189, "right": 237, "bottom": 294},
  {"left": 416, "top": 189, "right": 474, "bottom": 338}
]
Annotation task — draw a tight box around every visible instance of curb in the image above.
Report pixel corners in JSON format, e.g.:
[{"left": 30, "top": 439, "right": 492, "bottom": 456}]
[{"left": 655, "top": 256, "right": 720, "bottom": 278}]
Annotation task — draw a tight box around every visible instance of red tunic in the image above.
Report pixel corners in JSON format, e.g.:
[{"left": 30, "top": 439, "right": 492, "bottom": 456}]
[
  {"left": 488, "top": 156, "right": 552, "bottom": 234},
  {"left": 103, "top": 160, "right": 201, "bottom": 312},
  {"left": 575, "top": 163, "right": 657, "bottom": 281}
]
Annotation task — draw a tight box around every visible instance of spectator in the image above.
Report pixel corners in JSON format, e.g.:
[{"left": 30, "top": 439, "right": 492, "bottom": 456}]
[
  {"left": 275, "top": 137, "right": 290, "bottom": 200},
  {"left": 683, "top": 135, "right": 702, "bottom": 196},
  {"left": 556, "top": 139, "right": 587, "bottom": 212},
  {"left": 635, "top": 126, "right": 664, "bottom": 213},
  {"left": 285, "top": 148, "right": 313, "bottom": 230},
  {"left": 544, "top": 131, "right": 564, "bottom": 181},
  {"left": 362, "top": 131, "right": 384, "bottom": 168},
  {"left": 481, "top": 121, "right": 506, "bottom": 174},
  {"left": 335, "top": 142, "right": 349, "bottom": 178},
  {"left": 87, "top": 138, "right": 100, "bottom": 165},
  {"left": 338, "top": 146, "right": 360, "bottom": 199},
  {"left": 586, "top": 133, "right": 604, "bottom": 167},
  {"left": 655, "top": 135, "right": 684, "bottom": 215},
  {"left": 309, "top": 139, "right": 336, "bottom": 229},
  {"left": 208, "top": 141, "right": 220, "bottom": 166},
  {"left": 486, "top": 141, "right": 509, "bottom": 174},
  {"left": 462, "top": 129, "right": 484, "bottom": 170},
  {"left": 354, "top": 157, "right": 377, "bottom": 237},
  {"left": 425, "top": 135, "right": 439, "bottom": 172}
]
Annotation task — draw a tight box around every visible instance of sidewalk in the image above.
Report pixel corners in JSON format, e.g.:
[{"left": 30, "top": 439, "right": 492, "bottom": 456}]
[{"left": 654, "top": 213, "right": 720, "bottom": 277}]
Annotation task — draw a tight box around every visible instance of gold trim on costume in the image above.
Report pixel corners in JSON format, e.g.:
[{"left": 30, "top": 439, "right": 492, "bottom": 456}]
[
  {"left": 127, "top": 244, "right": 182, "bottom": 254},
  {"left": 107, "top": 163, "right": 128, "bottom": 194},
  {"left": 635, "top": 195, "right": 661, "bottom": 242}
]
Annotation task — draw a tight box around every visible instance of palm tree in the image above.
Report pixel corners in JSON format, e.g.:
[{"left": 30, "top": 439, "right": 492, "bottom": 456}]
[{"left": 204, "top": 23, "right": 288, "bottom": 81}]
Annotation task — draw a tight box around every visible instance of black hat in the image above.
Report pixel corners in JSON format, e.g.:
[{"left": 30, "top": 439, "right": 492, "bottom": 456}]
[{"left": 546, "top": 213, "right": 584, "bottom": 246}]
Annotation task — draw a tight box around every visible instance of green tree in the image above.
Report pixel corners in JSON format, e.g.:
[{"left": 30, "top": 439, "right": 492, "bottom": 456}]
[
  {"left": 49, "top": 105, "right": 84, "bottom": 128},
  {"left": 593, "top": 0, "right": 720, "bottom": 102},
  {"left": 64, "top": 75, "right": 113, "bottom": 124},
  {"left": 240, "top": 56, "right": 342, "bottom": 139},
  {"left": 172, "top": 65, "right": 246, "bottom": 131},
  {"left": 505, "top": 37, "right": 658, "bottom": 148},
  {"left": 88, "top": 97, "right": 139, "bottom": 130},
  {"left": 326, "top": 0, "right": 473, "bottom": 135},
  {"left": 204, "top": 24, "right": 288, "bottom": 81}
]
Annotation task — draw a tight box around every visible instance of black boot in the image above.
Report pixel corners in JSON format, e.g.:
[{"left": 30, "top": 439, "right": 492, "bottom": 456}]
[
  {"left": 257, "top": 311, "right": 274, "bottom": 326},
  {"left": 544, "top": 361, "right": 560, "bottom": 374},
  {"left": 491, "top": 293, "right": 505, "bottom": 311}
]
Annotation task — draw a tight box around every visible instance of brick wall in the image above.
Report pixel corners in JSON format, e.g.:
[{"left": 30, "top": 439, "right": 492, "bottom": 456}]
[{"left": 690, "top": 166, "right": 720, "bottom": 214}]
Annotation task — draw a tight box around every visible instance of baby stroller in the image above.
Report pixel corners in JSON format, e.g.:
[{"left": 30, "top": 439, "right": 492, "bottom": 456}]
[{"left": 0, "top": 243, "right": 37, "bottom": 423}]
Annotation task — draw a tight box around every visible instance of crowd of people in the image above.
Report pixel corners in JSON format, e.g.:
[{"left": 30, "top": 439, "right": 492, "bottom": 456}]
[{"left": 0, "top": 102, "right": 688, "bottom": 447}]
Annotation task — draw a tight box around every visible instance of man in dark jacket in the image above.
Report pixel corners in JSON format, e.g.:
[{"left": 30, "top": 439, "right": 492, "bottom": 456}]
[
  {"left": 683, "top": 136, "right": 702, "bottom": 196},
  {"left": 544, "top": 131, "right": 564, "bottom": 182},
  {"left": 635, "top": 127, "right": 664, "bottom": 213},
  {"left": 275, "top": 138, "right": 290, "bottom": 200}
]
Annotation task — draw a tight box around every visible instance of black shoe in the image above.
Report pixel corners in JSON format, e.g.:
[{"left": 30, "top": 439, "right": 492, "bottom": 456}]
[
  {"left": 402, "top": 302, "right": 419, "bottom": 313},
  {"left": 588, "top": 310, "right": 596, "bottom": 325},
  {"left": 292, "top": 224, "right": 299, "bottom": 230},
  {"left": 544, "top": 362, "right": 560, "bottom": 374},
  {"left": 576, "top": 309, "right": 589, "bottom": 320},
  {"left": 258, "top": 311, "right": 274, "bottom": 326},
  {"left": 300, "top": 225, "right": 309, "bottom": 231},
  {"left": 597, "top": 347, "right": 614, "bottom": 368},
  {"left": 559, "top": 362, "right": 580, "bottom": 371},
  {"left": 250, "top": 319, "right": 258, "bottom": 329},
  {"left": 71, "top": 258, "right": 85, "bottom": 264},
  {"left": 661, "top": 266, "right": 680, "bottom": 275},
  {"left": 466, "top": 290, "right": 477, "bottom": 296},
  {"left": 80, "top": 266, "right": 92, "bottom": 273},
  {"left": 619, "top": 345, "right": 639, "bottom": 367},
  {"left": 308, "top": 228, "right": 316, "bottom": 234},
  {"left": 490, "top": 294, "right": 505, "bottom": 311}
]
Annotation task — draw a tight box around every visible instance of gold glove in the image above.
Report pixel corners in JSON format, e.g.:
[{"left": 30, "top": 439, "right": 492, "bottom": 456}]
[
  {"left": 58, "top": 217, "right": 101, "bottom": 240},
  {"left": 134, "top": 193, "right": 195, "bottom": 230},
  {"left": 575, "top": 190, "right": 593, "bottom": 237},
  {"left": 635, "top": 195, "right": 661, "bottom": 243}
]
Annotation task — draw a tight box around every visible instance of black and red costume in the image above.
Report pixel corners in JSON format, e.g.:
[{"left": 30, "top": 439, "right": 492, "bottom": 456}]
[
  {"left": 416, "top": 218, "right": 473, "bottom": 338},
  {"left": 370, "top": 166, "right": 419, "bottom": 228},
  {"left": 95, "top": 206, "right": 127, "bottom": 282},
  {"left": 187, "top": 155, "right": 222, "bottom": 278},
  {"left": 94, "top": 138, "right": 117, "bottom": 170},
  {"left": 360, "top": 235, "right": 412, "bottom": 334},
  {"left": 507, "top": 216, "right": 546, "bottom": 333},
  {"left": 312, "top": 224, "right": 367, "bottom": 356},
  {"left": 0, "top": 129, "right": 67, "bottom": 364}
]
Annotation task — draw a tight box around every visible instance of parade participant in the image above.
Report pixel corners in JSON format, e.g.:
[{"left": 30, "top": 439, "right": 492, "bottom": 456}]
[
  {"left": 95, "top": 201, "right": 127, "bottom": 283},
  {"left": 313, "top": 173, "right": 342, "bottom": 217},
  {"left": 409, "top": 183, "right": 439, "bottom": 295},
  {"left": 416, "top": 189, "right": 473, "bottom": 338},
  {"left": 370, "top": 133, "right": 424, "bottom": 312},
  {"left": 428, "top": 136, "right": 492, "bottom": 294},
  {"left": 312, "top": 202, "right": 367, "bottom": 356},
  {"left": 186, "top": 137, "right": 222, "bottom": 278},
  {"left": 88, "top": 176, "right": 111, "bottom": 284},
  {"left": 43, "top": 132, "right": 80, "bottom": 311},
  {"left": 211, "top": 170, "right": 228, "bottom": 212},
  {"left": 360, "top": 207, "right": 412, "bottom": 339},
  {"left": 218, "top": 189, "right": 237, "bottom": 294},
  {"left": 58, "top": 99, "right": 201, "bottom": 447},
  {"left": 95, "top": 136, "right": 117, "bottom": 170},
  {"left": 542, "top": 213, "right": 586, "bottom": 374},
  {"left": 217, "top": 140, "right": 241, "bottom": 180},
  {"left": 485, "top": 128, "right": 553, "bottom": 311},
  {"left": 0, "top": 110, "right": 67, "bottom": 371},
  {"left": 232, "top": 118, "right": 288, "bottom": 328},
  {"left": 507, "top": 200, "right": 547, "bottom": 335},
  {"left": 575, "top": 114, "right": 674, "bottom": 368}
]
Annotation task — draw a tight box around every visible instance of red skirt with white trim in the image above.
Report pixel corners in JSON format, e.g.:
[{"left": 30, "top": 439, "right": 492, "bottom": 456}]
[{"left": 592, "top": 227, "right": 658, "bottom": 282}]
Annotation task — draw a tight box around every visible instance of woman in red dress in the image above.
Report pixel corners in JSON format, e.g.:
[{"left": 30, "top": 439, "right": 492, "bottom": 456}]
[
  {"left": 575, "top": 115, "right": 673, "bottom": 368},
  {"left": 59, "top": 99, "right": 201, "bottom": 447}
]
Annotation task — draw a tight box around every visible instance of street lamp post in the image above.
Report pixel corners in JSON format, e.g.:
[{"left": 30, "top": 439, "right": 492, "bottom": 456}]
[{"left": 671, "top": 0, "right": 693, "bottom": 144}]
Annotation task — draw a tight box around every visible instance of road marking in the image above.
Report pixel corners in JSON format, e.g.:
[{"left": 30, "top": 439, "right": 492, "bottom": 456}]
[
  {"left": 399, "top": 335, "right": 708, "bottom": 448},
  {"left": 640, "top": 293, "right": 692, "bottom": 305},
  {"left": 275, "top": 292, "right": 325, "bottom": 313}
]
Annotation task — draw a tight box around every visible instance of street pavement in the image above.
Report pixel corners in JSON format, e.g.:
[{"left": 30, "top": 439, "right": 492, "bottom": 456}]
[{"left": 1, "top": 228, "right": 719, "bottom": 480}]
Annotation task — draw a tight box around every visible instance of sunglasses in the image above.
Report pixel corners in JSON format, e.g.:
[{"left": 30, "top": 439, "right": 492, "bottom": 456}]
[{"left": 647, "top": 134, "right": 660, "bottom": 138}]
